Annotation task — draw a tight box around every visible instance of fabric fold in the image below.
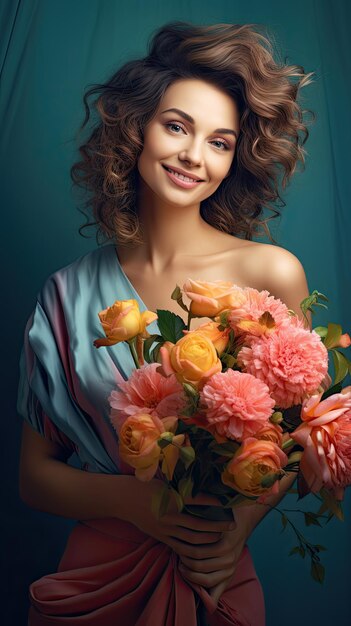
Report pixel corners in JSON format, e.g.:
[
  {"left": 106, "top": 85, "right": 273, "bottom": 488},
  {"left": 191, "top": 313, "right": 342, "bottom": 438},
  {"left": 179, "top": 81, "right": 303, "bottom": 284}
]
[{"left": 28, "top": 518, "right": 265, "bottom": 626}]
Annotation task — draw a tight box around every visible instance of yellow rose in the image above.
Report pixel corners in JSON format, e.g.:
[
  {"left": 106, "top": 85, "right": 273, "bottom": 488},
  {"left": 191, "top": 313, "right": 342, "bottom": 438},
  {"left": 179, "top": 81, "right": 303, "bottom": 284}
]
[
  {"left": 184, "top": 321, "right": 230, "bottom": 355},
  {"left": 182, "top": 278, "right": 246, "bottom": 318},
  {"left": 221, "top": 437, "right": 288, "bottom": 498},
  {"left": 94, "top": 299, "right": 157, "bottom": 347},
  {"left": 159, "top": 333, "right": 222, "bottom": 389}
]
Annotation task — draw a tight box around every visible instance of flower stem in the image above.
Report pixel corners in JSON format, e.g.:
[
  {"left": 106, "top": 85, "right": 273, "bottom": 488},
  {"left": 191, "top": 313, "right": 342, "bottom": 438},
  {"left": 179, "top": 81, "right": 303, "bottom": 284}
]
[
  {"left": 187, "top": 310, "right": 193, "bottom": 331},
  {"left": 282, "top": 437, "right": 295, "bottom": 450},
  {"left": 128, "top": 338, "right": 141, "bottom": 369}
]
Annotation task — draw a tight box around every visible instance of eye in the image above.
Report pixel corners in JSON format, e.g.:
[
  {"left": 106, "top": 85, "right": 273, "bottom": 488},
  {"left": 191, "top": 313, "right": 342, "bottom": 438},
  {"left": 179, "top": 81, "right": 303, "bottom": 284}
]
[
  {"left": 211, "top": 139, "right": 230, "bottom": 151},
  {"left": 165, "top": 122, "right": 186, "bottom": 134}
]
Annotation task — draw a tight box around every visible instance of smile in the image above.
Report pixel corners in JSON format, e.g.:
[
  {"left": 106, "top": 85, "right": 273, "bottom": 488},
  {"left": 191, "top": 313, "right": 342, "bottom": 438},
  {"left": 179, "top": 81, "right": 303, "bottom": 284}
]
[{"left": 162, "top": 165, "right": 203, "bottom": 183}]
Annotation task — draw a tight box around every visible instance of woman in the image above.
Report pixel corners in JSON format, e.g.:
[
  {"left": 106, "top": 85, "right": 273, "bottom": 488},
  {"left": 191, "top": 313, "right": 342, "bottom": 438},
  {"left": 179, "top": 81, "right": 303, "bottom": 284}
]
[{"left": 17, "top": 21, "right": 314, "bottom": 626}]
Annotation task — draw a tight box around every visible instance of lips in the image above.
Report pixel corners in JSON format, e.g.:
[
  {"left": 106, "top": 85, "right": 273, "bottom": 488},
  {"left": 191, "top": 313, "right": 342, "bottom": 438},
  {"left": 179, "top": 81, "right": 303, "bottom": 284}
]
[{"left": 162, "top": 164, "right": 204, "bottom": 182}]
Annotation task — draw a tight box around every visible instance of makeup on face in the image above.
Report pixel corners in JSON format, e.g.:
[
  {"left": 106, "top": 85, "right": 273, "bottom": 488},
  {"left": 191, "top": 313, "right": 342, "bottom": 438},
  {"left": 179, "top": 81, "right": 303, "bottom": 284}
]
[
  {"left": 137, "top": 78, "right": 240, "bottom": 204},
  {"left": 162, "top": 164, "right": 204, "bottom": 188}
]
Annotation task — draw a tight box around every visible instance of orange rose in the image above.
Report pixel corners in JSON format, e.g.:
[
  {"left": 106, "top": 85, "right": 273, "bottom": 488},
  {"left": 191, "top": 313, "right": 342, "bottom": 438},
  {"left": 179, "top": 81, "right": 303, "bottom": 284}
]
[
  {"left": 183, "top": 321, "right": 231, "bottom": 355},
  {"left": 159, "top": 333, "right": 222, "bottom": 389},
  {"left": 94, "top": 299, "right": 157, "bottom": 347},
  {"left": 118, "top": 413, "right": 182, "bottom": 481},
  {"left": 221, "top": 438, "right": 288, "bottom": 499},
  {"left": 290, "top": 389, "right": 351, "bottom": 499},
  {"left": 254, "top": 423, "right": 283, "bottom": 446},
  {"left": 182, "top": 279, "right": 245, "bottom": 318}
]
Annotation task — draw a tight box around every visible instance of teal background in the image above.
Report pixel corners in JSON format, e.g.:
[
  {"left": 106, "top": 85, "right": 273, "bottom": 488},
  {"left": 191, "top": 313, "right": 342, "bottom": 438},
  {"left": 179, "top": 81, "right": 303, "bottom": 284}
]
[{"left": 2, "top": 0, "right": 350, "bottom": 624}]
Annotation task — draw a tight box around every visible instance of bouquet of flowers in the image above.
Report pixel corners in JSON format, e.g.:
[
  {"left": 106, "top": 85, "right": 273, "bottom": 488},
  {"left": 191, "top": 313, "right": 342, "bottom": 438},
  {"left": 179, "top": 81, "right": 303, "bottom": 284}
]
[{"left": 93, "top": 279, "right": 351, "bottom": 582}]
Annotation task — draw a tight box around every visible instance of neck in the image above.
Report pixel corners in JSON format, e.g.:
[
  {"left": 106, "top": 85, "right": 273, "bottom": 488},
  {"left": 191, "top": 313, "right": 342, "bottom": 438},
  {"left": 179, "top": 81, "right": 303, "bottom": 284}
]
[{"left": 130, "top": 178, "right": 214, "bottom": 274}]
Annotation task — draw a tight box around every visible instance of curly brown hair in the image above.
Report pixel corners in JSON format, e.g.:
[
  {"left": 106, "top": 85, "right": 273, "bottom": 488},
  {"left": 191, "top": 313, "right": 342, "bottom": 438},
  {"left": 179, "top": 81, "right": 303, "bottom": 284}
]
[{"left": 71, "top": 21, "right": 315, "bottom": 246}]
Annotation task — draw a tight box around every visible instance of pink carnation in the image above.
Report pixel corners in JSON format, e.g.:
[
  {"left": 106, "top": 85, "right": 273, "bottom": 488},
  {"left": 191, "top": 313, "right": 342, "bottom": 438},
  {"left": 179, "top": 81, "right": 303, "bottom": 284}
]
[
  {"left": 291, "top": 390, "right": 351, "bottom": 499},
  {"left": 237, "top": 323, "right": 328, "bottom": 408},
  {"left": 199, "top": 369, "right": 275, "bottom": 441},
  {"left": 228, "top": 288, "right": 290, "bottom": 336},
  {"left": 109, "top": 363, "right": 186, "bottom": 429}
]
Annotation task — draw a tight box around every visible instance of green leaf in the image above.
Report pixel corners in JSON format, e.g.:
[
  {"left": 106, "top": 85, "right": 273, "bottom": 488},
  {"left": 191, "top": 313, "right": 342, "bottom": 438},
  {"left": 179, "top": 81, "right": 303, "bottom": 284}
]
[
  {"left": 313, "top": 326, "right": 328, "bottom": 338},
  {"left": 289, "top": 546, "right": 301, "bottom": 556},
  {"left": 150, "top": 342, "right": 162, "bottom": 364},
  {"left": 209, "top": 441, "right": 240, "bottom": 457},
  {"left": 314, "top": 544, "right": 327, "bottom": 552},
  {"left": 143, "top": 334, "right": 164, "bottom": 363},
  {"left": 318, "top": 487, "right": 344, "bottom": 521},
  {"left": 170, "top": 488, "right": 184, "bottom": 513},
  {"left": 281, "top": 514, "right": 288, "bottom": 530},
  {"left": 261, "top": 472, "right": 283, "bottom": 489},
  {"left": 311, "top": 561, "right": 325, "bottom": 584},
  {"left": 171, "top": 285, "right": 189, "bottom": 313},
  {"left": 179, "top": 446, "right": 196, "bottom": 469},
  {"left": 304, "top": 512, "right": 322, "bottom": 527},
  {"left": 321, "top": 382, "right": 343, "bottom": 400},
  {"left": 151, "top": 484, "right": 170, "bottom": 519},
  {"left": 183, "top": 382, "right": 199, "bottom": 399},
  {"left": 331, "top": 350, "right": 349, "bottom": 385},
  {"left": 178, "top": 475, "right": 194, "bottom": 499},
  {"left": 324, "top": 323, "right": 342, "bottom": 350},
  {"left": 299, "top": 290, "right": 329, "bottom": 324},
  {"left": 157, "top": 433, "right": 174, "bottom": 449},
  {"left": 156, "top": 309, "right": 187, "bottom": 343},
  {"left": 221, "top": 353, "right": 237, "bottom": 368}
]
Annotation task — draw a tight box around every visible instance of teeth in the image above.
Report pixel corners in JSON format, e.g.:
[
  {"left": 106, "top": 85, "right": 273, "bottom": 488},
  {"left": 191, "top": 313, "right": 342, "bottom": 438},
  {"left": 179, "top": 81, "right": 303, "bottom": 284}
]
[{"left": 166, "top": 167, "right": 199, "bottom": 183}]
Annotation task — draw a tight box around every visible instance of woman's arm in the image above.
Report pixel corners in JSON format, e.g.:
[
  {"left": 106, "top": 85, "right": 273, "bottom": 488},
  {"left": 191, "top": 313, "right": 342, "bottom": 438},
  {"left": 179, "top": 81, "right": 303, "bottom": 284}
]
[
  {"left": 19, "top": 421, "right": 140, "bottom": 521},
  {"left": 19, "top": 421, "right": 235, "bottom": 556}
]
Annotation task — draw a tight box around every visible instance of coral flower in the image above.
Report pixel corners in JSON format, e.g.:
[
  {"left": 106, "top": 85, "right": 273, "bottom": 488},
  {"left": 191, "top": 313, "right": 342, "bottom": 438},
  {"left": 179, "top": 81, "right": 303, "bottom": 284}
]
[
  {"left": 116, "top": 412, "right": 182, "bottom": 481},
  {"left": 228, "top": 288, "right": 291, "bottom": 337},
  {"left": 291, "top": 389, "right": 351, "bottom": 499},
  {"left": 254, "top": 422, "right": 283, "bottom": 446},
  {"left": 200, "top": 369, "right": 275, "bottom": 441},
  {"left": 237, "top": 323, "right": 328, "bottom": 408},
  {"left": 221, "top": 437, "right": 288, "bottom": 500},
  {"left": 109, "top": 363, "right": 187, "bottom": 427}
]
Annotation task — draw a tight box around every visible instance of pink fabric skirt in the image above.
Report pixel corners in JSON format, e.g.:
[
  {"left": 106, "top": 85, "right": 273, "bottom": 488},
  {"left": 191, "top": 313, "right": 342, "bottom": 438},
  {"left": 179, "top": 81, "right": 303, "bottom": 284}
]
[{"left": 28, "top": 518, "right": 265, "bottom": 626}]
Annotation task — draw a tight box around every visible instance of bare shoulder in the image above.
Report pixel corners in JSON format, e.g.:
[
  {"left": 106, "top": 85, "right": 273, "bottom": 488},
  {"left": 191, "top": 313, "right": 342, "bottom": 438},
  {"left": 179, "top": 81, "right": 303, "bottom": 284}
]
[
  {"left": 236, "top": 241, "right": 311, "bottom": 320},
  {"left": 249, "top": 242, "right": 308, "bottom": 289}
]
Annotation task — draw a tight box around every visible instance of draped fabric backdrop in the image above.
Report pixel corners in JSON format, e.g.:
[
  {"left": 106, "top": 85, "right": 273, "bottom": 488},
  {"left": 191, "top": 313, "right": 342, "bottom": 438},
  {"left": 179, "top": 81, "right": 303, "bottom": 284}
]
[{"left": 1, "top": 0, "right": 350, "bottom": 624}]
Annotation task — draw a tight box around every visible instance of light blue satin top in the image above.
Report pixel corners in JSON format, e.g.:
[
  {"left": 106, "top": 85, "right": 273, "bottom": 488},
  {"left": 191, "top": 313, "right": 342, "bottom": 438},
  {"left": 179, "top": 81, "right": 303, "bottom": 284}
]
[{"left": 17, "top": 243, "right": 160, "bottom": 474}]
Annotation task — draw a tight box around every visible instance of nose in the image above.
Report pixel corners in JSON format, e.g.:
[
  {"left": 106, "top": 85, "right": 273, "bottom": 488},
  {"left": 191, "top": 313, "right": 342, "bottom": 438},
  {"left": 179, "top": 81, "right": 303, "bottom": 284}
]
[{"left": 178, "top": 138, "right": 205, "bottom": 167}]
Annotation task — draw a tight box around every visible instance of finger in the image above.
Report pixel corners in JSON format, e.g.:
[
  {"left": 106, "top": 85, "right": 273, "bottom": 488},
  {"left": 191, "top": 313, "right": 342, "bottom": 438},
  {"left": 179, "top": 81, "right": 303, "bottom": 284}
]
[
  {"left": 165, "top": 525, "right": 223, "bottom": 545},
  {"left": 166, "top": 536, "right": 229, "bottom": 559},
  {"left": 179, "top": 553, "right": 234, "bottom": 573},
  {"left": 163, "top": 512, "right": 236, "bottom": 533},
  {"left": 183, "top": 492, "right": 223, "bottom": 507},
  {"left": 179, "top": 564, "right": 236, "bottom": 588},
  {"left": 209, "top": 579, "right": 231, "bottom": 605}
]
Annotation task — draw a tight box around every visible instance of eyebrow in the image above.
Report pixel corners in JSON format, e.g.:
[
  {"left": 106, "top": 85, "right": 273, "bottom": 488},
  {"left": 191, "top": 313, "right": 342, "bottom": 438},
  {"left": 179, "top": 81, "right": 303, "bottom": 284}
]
[{"left": 161, "top": 107, "right": 238, "bottom": 139}]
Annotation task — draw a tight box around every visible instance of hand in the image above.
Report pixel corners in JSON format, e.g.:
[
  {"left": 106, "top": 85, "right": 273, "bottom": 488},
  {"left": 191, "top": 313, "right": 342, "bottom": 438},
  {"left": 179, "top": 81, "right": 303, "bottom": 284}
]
[
  {"left": 178, "top": 520, "right": 247, "bottom": 603},
  {"left": 123, "top": 477, "right": 236, "bottom": 559}
]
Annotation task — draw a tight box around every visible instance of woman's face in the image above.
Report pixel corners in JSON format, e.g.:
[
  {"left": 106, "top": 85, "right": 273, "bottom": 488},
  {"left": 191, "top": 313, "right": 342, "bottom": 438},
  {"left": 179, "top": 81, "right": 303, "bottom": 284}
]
[{"left": 137, "top": 78, "right": 240, "bottom": 208}]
